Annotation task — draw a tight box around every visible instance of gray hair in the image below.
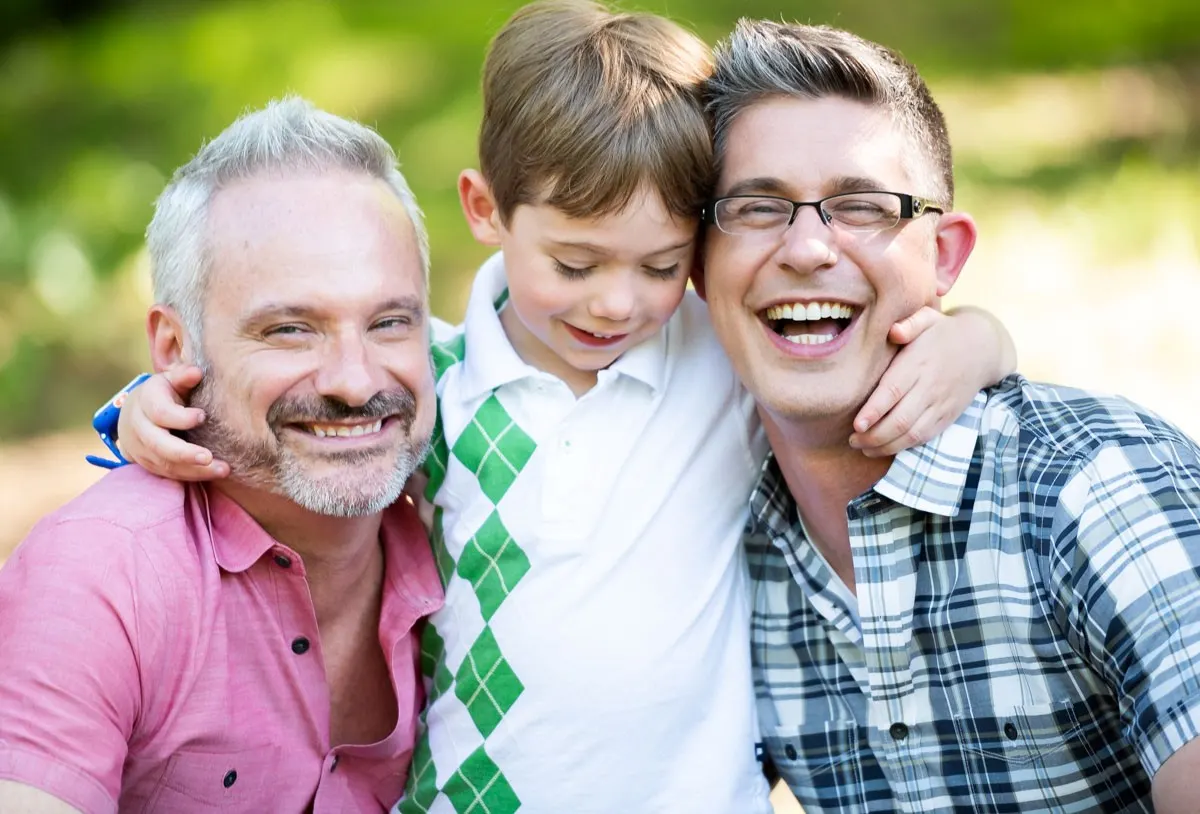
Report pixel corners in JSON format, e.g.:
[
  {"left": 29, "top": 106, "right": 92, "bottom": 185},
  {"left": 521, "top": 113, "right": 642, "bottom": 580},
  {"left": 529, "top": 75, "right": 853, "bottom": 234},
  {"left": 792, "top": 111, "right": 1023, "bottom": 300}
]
[
  {"left": 705, "top": 19, "right": 955, "bottom": 205},
  {"left": 146, "top": 96, "right": 430, "bottom": 353}
]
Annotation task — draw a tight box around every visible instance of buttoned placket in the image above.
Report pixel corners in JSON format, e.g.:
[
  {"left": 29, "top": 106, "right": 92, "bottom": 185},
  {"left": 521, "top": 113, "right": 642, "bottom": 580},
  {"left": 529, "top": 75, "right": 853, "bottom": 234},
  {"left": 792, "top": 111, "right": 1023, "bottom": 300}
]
[
  {"left": 847, "top": 495, "right": 928, "bottom": 811},
  {"left": 267, "top": 547, "right": 330, "bottom": 754}
]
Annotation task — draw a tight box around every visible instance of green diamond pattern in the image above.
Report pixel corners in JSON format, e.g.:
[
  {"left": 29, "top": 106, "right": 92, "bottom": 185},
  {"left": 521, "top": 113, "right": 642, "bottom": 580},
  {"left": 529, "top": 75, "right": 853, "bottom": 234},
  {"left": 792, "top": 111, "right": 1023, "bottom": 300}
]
[
  {"left": 432, "top": 333, "right": 466, "bottom": 383},
  {"left": 451, "top": 395, "right": 536, "bottom": 504},
  {"left": 456, "top": 512, "right": 530, "bottom": 621},
  {"left": 397, "top": 724, "right": 438, "bottom": 814},
  {"left": 419, "top": 623, "right": 444, "bottom": 680},
  {"left": 408, "top": 315, "right": 530, "bottom": 813},
  {"left": 432, "top": 652, "right": 454, "bottom": 702},
  {"left": 423, "top": 407, "right": 450, "bottom": 499},
  {"left": 455, "top": 627, "right": 524, "bottom": 738},
  {"left": 430, "top": 506, "right": 455, "bottom": 588},
  {"left": 444, "top": 745, "right": 521, "bottom": 814}
]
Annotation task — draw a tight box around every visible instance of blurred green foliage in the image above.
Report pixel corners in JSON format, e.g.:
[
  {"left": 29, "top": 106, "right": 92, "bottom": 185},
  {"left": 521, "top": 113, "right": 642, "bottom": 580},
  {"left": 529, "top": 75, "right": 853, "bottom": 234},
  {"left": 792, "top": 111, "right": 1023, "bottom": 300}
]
[{"left": 0, "top": 0, "right": 1197, "bottom": 439}]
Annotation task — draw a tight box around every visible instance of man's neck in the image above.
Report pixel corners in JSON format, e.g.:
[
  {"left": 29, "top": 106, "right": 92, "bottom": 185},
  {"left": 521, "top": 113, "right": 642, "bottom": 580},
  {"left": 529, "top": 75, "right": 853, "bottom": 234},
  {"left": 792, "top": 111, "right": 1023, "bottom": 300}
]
[
  {"left": 760, "top": 408, "right": 894, "bottom": 594},
  {"left": 211, "top": 481, "right": 385, "bottom": 627}
]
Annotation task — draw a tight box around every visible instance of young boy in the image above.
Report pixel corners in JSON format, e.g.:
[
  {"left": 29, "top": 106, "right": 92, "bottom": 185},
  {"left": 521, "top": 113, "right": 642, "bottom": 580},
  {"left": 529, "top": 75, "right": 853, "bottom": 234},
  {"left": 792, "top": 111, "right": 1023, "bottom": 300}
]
[{"left": 106, "top": 2, "right": 1017, "bottom": 811}]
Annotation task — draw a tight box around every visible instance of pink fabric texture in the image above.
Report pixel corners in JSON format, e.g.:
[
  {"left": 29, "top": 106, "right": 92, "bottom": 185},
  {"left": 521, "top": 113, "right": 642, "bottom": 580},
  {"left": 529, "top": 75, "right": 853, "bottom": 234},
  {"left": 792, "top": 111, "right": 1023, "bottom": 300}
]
[{"left": 0, "top": 465, "right": 442, "bottom": 813}]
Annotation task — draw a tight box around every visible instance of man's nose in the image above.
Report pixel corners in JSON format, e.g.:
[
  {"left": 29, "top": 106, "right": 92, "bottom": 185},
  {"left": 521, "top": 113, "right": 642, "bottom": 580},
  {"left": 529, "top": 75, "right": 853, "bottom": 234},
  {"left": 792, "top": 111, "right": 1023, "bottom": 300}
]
[
  {"left": 313, "top": 333, "right": 389, "bottom": 408},
  {"left": 773, "top": 205, "right": 838, "bottom": 274}
]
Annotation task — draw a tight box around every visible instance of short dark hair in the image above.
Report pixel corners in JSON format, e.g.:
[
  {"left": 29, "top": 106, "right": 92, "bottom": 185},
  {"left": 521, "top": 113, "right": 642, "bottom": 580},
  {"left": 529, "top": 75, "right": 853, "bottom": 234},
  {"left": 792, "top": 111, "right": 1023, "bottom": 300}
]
[{"left": 705, "top": 19, "right": 955, "bottom": 205}]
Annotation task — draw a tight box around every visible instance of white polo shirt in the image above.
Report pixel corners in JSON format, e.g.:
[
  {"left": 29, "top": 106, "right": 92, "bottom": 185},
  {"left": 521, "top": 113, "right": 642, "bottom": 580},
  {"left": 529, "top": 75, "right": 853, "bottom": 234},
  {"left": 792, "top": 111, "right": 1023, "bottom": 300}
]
[{"left": 396, "top": 253, "right": 772, "bottom": 814}]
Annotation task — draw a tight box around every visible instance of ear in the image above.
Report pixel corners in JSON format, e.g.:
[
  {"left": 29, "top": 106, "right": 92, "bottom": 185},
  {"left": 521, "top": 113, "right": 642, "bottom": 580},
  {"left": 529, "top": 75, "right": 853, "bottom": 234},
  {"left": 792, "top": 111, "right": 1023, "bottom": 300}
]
[
  {"left": 458, "top": 169, "right": 503, "bottom": 246},
  {"left": 147, "top": 304, "right": 194, "bottom": 372},
  {"left": 932, "top": 211, "right": 977, "bottom": 297}
]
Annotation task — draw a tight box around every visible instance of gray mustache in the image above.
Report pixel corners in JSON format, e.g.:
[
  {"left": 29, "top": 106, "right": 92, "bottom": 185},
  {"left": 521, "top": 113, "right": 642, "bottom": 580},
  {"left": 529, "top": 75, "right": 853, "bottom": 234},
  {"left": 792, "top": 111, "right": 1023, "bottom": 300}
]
[{"left": 266, "top": 388, "right": 418, "bottom": 428}]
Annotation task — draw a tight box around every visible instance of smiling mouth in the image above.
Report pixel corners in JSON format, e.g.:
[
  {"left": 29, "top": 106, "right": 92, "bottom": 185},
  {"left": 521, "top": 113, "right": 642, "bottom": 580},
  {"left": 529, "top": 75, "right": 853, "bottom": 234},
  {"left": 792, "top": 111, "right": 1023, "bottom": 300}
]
[
  {"left": 293, "top": 419, "right": 386, "bottom": 438},
  {"left": 566, "top": 324, "right": 629, "bottom": 346},
  {"left": 761, "top": 301, "right": 858, "bottom": 346}
]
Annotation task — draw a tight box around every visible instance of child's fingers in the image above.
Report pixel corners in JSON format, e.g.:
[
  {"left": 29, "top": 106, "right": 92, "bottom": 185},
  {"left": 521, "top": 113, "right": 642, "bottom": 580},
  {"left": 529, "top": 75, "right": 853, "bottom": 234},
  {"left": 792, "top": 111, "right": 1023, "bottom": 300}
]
[
  {"left": 853, "top": 367, "right": 916, "bottom": 434},
  {"left": 143, "top": 397, "right": 206, "bottom": 433},
  {"left": 889, "top": 306, "right": 942, "bottom": 345},
  {"left": 161, "top": 364, "right": 204, "bottom": 396},
  {"left": 851, "top": 392, "right": 944, "bottom": 457},
  {"left": 141, "top": 451, "right": 231, "bottom": 482},
  {"left": 133, "top": 415, "right": 218, "bottom": 465}
]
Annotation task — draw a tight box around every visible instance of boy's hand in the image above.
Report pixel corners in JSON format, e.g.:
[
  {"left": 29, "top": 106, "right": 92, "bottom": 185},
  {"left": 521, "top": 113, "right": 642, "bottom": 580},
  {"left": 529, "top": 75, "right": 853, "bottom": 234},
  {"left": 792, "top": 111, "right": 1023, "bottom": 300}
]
[
  {"left": 119, "top": 366, "right": 230, "bottom": 481},
  {"left": 850, "top": 306, "right": 1017, "bottom": 457}
]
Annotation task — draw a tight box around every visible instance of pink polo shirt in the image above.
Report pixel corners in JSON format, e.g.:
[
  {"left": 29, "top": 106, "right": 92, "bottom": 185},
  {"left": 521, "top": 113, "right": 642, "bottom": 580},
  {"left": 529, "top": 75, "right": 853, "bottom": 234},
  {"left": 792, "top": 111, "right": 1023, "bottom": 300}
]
[{"left": 0, "top": 465, "right": 442, "bottom": 813}]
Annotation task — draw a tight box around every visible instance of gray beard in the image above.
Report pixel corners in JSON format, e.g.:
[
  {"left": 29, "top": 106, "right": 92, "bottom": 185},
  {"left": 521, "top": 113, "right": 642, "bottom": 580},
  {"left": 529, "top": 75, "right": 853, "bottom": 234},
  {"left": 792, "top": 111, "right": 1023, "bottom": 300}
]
[{"left": 184, "top": 373, "right": 429, "bottom": 518}]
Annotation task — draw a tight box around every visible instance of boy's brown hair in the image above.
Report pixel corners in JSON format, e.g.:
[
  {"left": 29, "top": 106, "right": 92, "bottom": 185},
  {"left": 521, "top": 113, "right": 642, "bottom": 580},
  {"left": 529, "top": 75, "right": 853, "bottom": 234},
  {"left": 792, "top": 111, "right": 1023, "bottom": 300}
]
[{"left": 479, "top": 0, "right": 713, "bottom": 224}]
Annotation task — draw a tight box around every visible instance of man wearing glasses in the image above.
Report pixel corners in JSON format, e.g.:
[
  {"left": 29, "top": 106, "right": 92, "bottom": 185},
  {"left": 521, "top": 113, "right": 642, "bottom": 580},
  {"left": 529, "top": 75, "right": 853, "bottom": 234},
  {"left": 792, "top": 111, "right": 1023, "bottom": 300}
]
[{"left": 697, "top": 19, "right": 1200, "bottom": 813}]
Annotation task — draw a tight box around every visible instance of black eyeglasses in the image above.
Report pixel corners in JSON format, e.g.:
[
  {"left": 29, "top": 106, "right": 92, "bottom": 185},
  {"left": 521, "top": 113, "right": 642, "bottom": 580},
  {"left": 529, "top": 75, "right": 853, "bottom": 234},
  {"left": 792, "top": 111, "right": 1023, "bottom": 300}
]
[{"left": 706, "top": 191, "right": 945, "bottom": 235}]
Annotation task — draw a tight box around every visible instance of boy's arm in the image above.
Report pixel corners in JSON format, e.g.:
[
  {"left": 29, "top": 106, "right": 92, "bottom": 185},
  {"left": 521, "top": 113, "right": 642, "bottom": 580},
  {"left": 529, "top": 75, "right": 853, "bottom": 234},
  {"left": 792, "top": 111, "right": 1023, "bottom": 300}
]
[
  {"left": 92, "top": 366, "right": 229, "bottom": 481},
  {"left": 850, "top": 305, "right": 1016, "bottom": 456}
]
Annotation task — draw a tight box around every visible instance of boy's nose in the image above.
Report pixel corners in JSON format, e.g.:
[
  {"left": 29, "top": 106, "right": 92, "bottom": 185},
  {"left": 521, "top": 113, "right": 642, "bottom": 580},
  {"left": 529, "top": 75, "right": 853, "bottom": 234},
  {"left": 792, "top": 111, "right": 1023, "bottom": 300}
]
[{"left": 588, "top": 278, "right": 636, "bottom": 323}]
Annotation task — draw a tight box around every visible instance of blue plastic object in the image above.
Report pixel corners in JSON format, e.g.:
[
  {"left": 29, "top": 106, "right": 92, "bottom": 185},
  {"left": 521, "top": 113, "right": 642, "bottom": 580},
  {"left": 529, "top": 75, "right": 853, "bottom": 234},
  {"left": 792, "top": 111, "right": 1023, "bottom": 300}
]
[{"left": 86, "top": 373, "right": 151, "bottom": 469}]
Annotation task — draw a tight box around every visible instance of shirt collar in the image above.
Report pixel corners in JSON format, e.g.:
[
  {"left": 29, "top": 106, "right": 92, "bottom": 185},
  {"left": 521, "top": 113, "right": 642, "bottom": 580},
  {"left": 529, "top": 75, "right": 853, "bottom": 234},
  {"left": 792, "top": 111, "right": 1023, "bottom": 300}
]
[
  {"left": 872, "top": 390, "right": 986, "bottom": 517},
  {"left": 202, "top": 483, "right": 445, "bottom": 618},
  {"left": 748, "top": 390, "right": 987, "bottom": 526},
  {"left": 204, "top": 485, "right": 280, "bottom": 573},
  {"left": 457, "top": 251, "right": 669, "bottom": 400}
]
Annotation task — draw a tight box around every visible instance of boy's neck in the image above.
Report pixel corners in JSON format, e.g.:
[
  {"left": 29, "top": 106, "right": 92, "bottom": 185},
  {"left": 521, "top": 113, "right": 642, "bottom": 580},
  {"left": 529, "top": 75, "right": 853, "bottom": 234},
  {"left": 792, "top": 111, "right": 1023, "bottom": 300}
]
[{"left": 498, "top": 306, "right": 598, "bottom": 397}]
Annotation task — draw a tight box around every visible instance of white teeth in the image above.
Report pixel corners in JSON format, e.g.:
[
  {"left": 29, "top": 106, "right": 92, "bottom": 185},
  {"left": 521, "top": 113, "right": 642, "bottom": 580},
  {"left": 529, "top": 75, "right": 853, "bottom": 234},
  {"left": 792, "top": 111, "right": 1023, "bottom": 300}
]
[
  {"left": 306, "top": 419, "right": 385, "bottom": 438},
  {"left": 764, "top": 302, "right": 856, "bottom": 321},
  {"left": 783, "top": 333, "right": 837, "bottom": 345}
]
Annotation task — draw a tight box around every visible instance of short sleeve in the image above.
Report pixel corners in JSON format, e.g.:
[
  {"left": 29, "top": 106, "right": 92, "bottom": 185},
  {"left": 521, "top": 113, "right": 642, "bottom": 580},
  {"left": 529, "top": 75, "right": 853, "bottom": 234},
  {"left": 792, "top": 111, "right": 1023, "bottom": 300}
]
[
  {"left": 1055, "top": 435, "right": 1200, "bottom": 778},
  {"left": 0, "top": 517, "right": 159, "bottom": 813}
]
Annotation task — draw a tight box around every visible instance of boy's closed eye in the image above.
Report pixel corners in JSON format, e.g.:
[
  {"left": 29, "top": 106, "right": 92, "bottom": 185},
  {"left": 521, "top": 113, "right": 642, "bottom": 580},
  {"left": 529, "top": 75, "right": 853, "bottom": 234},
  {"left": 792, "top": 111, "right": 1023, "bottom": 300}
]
[{"left": 552, "top": 259, "right": 681, "bottom": 281}]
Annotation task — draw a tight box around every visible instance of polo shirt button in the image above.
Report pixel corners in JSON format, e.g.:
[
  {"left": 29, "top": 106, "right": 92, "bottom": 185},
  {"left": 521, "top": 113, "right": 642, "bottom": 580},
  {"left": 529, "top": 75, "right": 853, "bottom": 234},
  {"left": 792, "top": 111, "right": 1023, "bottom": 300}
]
[
  {"left": 784, "top": 744, "right": 798, "bottom": 760},
  {"left": 291, "top": 636, "right": 311, "bottom": 654},
  {"left": 273, "top": 553, "right": 292, "bottom": 568},
  {"left": 1004, "top": 722, "right": 1018, "bottom": 740},
  {"left": 889, "top": 722, "right": 909, "bottom": 741},
  {"left": 330, "top": 755, "right": 340, "bottom": 773},
  {"left": 223, "top": 769, "right": 237, "bottom": 788}
]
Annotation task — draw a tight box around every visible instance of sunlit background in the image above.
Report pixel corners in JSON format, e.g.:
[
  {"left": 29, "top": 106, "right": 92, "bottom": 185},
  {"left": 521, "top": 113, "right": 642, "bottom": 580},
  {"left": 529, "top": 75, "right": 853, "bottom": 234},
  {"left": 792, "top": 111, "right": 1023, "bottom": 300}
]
[{"left": 0, "top": 1, "right": 1196, "bottom": 810}]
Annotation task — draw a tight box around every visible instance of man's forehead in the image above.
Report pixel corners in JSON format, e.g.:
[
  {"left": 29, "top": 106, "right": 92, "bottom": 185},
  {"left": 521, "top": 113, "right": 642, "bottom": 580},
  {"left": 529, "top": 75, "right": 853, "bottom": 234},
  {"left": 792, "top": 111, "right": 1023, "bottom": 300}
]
[
  {"left": 718, "top": 96, "right": 910, "bottom": 193},
  {"left": 201, "top": 170, "right": 425, "bottom": 318}
]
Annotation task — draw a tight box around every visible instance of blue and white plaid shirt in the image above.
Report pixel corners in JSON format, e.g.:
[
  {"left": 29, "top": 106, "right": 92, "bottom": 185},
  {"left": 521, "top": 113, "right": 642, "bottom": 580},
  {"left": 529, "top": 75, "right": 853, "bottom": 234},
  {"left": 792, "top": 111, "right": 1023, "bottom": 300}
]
[{"left": 748, "top": 376, "right": 1200, "bottom": 813}]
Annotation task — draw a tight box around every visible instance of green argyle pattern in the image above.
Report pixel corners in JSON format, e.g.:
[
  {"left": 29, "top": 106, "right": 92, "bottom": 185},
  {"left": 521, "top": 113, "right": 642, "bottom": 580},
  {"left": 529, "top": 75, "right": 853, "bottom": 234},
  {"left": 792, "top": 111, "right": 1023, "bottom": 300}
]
[{"left": 398, "top": 316, "right": 533, "bottom": 814}]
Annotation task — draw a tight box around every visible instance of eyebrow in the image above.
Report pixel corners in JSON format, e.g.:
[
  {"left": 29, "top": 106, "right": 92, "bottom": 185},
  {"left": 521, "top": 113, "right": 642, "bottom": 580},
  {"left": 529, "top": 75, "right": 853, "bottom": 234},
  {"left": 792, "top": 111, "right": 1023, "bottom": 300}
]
[
  {"left": 720, "top": 175, "right": 888, "bottom": 199},
  {"left": 238, "top": 296, "right": 425, "bottom": 330},
  {"left": 545, "top": 238, "right": 695, "bottom": 258}
]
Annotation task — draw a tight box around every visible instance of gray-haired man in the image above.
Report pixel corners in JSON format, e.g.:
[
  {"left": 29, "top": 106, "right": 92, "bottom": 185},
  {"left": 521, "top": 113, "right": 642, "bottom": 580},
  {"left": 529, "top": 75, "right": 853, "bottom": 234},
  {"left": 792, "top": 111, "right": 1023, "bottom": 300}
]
[
  {"left": 0, "top": 98, "right": 442, "bottom": 813},
  {"left": 698, "top": 19, "right": 1200, "bottom": 814}
]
